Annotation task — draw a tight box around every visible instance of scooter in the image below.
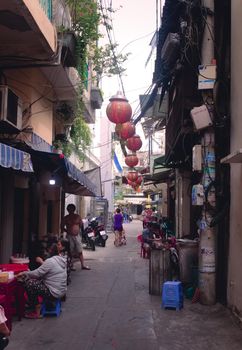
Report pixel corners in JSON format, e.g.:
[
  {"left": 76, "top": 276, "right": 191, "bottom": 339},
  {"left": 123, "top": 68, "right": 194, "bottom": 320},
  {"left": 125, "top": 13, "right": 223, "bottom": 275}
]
[
  {"left": 89, "top": 217, "right": 108, "bottom": 247},
  {"left": 82, "top": 226, "right": 96, "bottom": 251}
]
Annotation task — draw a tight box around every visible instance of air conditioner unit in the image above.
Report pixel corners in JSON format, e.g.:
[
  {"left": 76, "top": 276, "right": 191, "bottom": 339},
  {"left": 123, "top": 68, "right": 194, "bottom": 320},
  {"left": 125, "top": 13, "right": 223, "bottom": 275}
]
[{"left": 0, "top": 85, "right": 22, "bottom": 132}]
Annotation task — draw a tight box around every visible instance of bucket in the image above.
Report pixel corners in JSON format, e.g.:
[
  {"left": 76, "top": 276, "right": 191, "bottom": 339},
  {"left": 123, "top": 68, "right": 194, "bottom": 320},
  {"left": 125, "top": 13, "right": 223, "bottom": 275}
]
[{"left": 177, "top": 239, "right": 198, "bottom": 285}]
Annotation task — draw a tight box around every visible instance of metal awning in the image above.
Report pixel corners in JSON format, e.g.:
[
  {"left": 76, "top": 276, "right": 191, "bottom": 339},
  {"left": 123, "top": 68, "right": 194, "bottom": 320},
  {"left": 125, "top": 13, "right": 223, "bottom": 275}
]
[
  {"left": 154, "top": 155, "right": 166, "bottom": 167},
  {"left": 30, "top": 151, "right": 98, "bottom": 197},
  {"left": 143, "top": 168, "right": 171, "bottom": 182},
  {"left": 0, "top": 142, "right": 33, "bottom": 172}
]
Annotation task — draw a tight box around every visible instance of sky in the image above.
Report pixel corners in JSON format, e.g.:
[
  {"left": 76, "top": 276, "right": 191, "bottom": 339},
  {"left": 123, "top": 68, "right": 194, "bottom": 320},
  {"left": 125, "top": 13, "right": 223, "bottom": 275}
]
[
  {"left": 101, "top": 0, "right": 158, "bottom": 114},
  {"left": 94, "top": 1, "right": 163, "bottom": 203}
]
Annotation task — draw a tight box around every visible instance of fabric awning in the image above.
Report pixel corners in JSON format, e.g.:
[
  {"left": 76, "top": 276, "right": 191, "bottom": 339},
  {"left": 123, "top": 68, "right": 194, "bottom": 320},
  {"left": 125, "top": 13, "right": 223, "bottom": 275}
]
[
  {"left": 0, "top": 142, "right": 33, "bottom": 172},
  {"left": 84, "top": 167, "right": 102, "bottom": 197},
  {"left": 63, "top": 158, "right": 97, "bottom": 196},
  {"left": 30, "top": 151, "right": 98, "bottom": 197}
]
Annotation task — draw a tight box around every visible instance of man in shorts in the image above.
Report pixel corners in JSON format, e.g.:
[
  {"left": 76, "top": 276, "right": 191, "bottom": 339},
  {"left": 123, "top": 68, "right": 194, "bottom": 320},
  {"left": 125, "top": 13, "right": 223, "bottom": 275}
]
[{"left": 61, "top": 204, "right": 90, "bottom": 270}]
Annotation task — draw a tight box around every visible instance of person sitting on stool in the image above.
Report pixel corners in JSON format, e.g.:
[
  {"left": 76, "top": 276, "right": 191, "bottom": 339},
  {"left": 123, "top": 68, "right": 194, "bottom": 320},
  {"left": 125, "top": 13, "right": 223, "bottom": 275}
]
[{"left": 17, "top": 243, "right": 67, "bottom": 319}]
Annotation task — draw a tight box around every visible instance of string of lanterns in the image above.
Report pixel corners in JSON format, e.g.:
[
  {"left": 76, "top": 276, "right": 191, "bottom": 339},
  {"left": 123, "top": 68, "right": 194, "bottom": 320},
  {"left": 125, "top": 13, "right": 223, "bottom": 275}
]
[{"left": 106, "top": 91, "right": 143, "bottom": 192}]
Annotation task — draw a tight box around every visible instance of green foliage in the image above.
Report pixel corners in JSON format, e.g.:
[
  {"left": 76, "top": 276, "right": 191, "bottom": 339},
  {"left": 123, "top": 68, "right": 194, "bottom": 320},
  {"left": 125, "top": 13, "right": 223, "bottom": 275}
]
[
  {"left": 65, "top": 0, "right": 101, "bottom": 83},
  {"left": 64, "top": 0, "right": 128, "bottom": 83},
  {"left": 53, "top": 113, "right": 91, "bottom": 161},
  {"left": 52, "top": 139, "right": 72, "bottom": 157},
  {"left": 92, "top": 44, "right": 130, "bottom": 83},
  {"left": 56, "top": 102, "right": 75, "bottom": 123},
  {"left": 70, "top": 115, "right": 91, "bottom": 162},
  {"left": 55, "top": 1, "right": 128, "bottom": 161}
]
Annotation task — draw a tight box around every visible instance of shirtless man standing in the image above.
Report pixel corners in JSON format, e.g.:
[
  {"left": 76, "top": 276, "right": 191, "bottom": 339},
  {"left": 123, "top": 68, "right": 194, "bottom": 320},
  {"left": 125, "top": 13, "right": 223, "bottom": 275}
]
[{"left": 61, "top": 204, "right": 90, "bottom": 270}]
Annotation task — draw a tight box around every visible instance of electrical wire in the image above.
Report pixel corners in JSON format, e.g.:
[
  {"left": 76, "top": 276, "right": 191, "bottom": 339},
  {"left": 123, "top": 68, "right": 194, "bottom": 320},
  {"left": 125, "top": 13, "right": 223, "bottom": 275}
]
[
  {"left": 99, "top": 0, "right": 126, "bottom": 95},
  {"left": 118, "top": 31, "right": 156, "bottom": 55}
]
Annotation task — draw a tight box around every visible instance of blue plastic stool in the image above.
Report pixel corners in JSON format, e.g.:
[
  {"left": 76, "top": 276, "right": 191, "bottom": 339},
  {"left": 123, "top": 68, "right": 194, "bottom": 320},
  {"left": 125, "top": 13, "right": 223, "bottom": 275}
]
[
  {"left": 41, "top": 298, "right": 61, "bottom": 317},
  {"left": 162, "top": 281, "right": 183, "bottom": 310}
]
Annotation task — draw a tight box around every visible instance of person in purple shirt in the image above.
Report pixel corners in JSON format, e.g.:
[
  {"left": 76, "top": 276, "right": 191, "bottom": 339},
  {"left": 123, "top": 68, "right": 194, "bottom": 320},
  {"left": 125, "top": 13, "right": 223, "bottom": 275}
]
[{"left": 113, "top": 208, "right": 124, "bottom": 246}]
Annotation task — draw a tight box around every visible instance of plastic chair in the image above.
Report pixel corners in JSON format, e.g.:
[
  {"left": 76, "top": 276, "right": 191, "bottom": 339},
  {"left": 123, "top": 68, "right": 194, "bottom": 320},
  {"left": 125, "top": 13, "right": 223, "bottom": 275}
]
[
  {"left": 162, "top": 281, "right": 183, "bottom": 310},
  {"left": 41, "top": 298, "right": 61, "bottom": 317}
]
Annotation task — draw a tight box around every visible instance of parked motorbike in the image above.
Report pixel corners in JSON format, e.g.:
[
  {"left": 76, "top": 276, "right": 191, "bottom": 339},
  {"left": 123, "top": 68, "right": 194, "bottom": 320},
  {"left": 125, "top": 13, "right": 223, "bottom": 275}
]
[
  {"left": 89, "top": 217, "right": 108, "bottom": 247},
  {"left": 82, "top": 226, "right": 96, "bottom": 251}
]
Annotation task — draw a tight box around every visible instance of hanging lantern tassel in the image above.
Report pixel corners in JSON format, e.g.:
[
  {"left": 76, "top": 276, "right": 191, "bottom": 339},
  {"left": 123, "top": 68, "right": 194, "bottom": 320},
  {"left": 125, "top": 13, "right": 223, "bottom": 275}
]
[
  {"left": 135, "top": 176, "right": 143, "bottom": 186},
  {"left": 115, "top": 124, "right": 122, "bottom": 137}
]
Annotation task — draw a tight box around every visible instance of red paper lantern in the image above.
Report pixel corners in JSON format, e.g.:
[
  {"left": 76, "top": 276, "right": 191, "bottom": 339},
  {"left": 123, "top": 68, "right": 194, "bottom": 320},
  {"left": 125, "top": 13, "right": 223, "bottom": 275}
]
[
  {"left": 126, "top": 135, "right": 142, "bottom": 151},
  {"left": 106, "top": 91, "right": 132, "bottom": 124},
  {"left": 135, "top": 176, "right": 143, "bottom": 185},
  {"left": 119, "top": 122, "right": 135, "bottom": 140},
  {"left": 125, "top": 154, "right": 139, "bottom": 167},
  {"left": 127, "top": 170, "right": 138, "bottom": 182}
]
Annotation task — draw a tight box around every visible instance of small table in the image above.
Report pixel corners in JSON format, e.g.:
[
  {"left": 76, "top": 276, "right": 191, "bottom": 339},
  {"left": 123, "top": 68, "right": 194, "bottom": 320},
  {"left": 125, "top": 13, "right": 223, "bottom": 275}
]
[
  {"left": 0, "top": 265, "right": 28, "bottom": 330},
  {"left": 0, "top": 279, "right": 25, "bottom": 329}
]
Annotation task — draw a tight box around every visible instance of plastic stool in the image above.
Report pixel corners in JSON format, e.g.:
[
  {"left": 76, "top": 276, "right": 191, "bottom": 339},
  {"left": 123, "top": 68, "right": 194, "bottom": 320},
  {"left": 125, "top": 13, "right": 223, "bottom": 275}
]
[
  {"left": 41, "top": 298, "right": 61, "bottom": 317},
  {"left": 162, "top": 281, "right": 183, "bottom": 310}
]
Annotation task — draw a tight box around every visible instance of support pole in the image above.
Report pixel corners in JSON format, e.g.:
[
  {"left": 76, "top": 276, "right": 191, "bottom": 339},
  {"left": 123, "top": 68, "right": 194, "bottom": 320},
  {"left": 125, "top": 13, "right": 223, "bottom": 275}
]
[{"left": 199, "top": 0, "right": 216, "bottom": 305}]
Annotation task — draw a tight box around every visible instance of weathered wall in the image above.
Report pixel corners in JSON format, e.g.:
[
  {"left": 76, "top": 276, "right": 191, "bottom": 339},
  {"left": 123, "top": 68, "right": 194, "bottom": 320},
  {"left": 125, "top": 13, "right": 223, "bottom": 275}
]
[
  {"left": 228, "top": 0, "right": 242, "bottom": 316},
  {"left": 4, "top": 68, "right": 53, "bottom": 144}
]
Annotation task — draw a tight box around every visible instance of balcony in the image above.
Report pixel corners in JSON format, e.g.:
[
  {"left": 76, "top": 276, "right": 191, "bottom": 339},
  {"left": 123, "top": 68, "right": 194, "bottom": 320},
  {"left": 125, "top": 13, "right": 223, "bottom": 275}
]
[
  {"left": 90, "top": 87, "right": 103, "bottom": 109},
  {"left": 41, "top": 66, "right": 80, "bottom": 101},
  {"left": 38, "top": 0, "right": 52, "bottom": 21},
  {"left": 60, "top": 32, "right": 77, "bottom": 67},
  {"left": 0, "top": 0, "right": 56, "bottom": 67}
]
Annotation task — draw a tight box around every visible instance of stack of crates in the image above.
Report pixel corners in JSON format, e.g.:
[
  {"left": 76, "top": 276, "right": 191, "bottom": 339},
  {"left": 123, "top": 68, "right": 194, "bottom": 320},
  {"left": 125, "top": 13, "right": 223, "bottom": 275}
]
[{"left": 162, "top": 281, "right": 183, "bottom": 310}]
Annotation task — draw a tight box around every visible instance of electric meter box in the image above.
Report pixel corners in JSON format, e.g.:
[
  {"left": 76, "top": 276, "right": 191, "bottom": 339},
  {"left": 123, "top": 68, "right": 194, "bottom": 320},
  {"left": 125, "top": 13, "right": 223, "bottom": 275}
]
[
  {"left": 190, "top": 105, "right": 212, "bottom": 130},
  {"left": 192, "top": 184, "right": 204, "bottom": 206},
  {"left": 192, "top": 145, "right": 202, "bottom": 171},
  {"left": 198, "top": 64, "right": 216, "bottom": 90}
]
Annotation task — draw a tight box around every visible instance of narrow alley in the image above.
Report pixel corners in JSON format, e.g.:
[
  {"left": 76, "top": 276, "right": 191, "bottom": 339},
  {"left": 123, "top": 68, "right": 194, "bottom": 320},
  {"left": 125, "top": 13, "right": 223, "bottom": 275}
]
[{"left": 7, "top": 220, "right": 242, "bottom": 350}]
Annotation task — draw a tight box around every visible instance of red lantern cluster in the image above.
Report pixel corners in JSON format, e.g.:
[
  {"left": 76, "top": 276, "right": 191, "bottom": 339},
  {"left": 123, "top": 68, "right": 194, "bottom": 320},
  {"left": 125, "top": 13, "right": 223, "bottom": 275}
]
[
  {"left": 106, "top": 91, "right": 143, "bottom": 152},
  {"left": 126, "top": 171, "right": 143, "bottom": 191},
  {"left": 106, "top": 91, "right": 143, "bottom": 195}
]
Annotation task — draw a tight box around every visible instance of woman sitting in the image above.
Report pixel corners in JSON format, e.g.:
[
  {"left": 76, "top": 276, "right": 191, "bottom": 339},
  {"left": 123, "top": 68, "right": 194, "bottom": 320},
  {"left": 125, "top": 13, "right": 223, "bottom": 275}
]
[{"left": 18, "top": 243, "right": 67, "bottom": 319}]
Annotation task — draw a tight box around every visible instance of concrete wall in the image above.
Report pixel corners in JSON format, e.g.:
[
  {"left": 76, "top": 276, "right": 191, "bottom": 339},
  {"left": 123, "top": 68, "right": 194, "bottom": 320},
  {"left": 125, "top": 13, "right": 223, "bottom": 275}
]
[
  {"left": 0, "top": 171, "right": 14, "bottom": 263},
  {"left": 4, "top": 68, "right": 53, "bottom": 144},
  {"left": 22, "top": 0, "right": 56, "bottom": 52},
  {"left": 228, "top": 1, "right": 242, "bottom": 316},
  {"left": 175, "top": 170, "right": 191, "bottom": 238}
]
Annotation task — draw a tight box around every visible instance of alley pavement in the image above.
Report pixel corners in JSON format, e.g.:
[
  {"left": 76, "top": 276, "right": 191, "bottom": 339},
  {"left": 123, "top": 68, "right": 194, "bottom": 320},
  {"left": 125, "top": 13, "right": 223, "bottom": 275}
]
[{"left": 7, "top": 220, "right": 242, "bottom": 350}]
